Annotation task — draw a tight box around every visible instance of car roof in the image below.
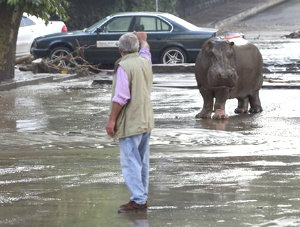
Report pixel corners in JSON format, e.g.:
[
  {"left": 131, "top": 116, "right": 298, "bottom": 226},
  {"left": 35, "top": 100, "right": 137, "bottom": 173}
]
[
  {"left": 106, "top": 12, "right": 217, "bottom": 32},
  {"left": 109, "top": 12, "right": 172, "bottom": 17},
  {"left": 23, "top": 12, "right": 45, "bottom": 24}
]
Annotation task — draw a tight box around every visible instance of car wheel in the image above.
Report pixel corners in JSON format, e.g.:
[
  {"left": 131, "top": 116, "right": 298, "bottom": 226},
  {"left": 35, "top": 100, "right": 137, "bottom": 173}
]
[
  {"left": 161, "top": 47, "right": 186, "bottom": 64},
  {"left": 50, "top": 47, "right": 72, "bottom": 67}
]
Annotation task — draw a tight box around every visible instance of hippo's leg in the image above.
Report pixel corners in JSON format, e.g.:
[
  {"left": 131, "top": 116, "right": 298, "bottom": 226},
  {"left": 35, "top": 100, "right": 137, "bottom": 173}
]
[
  {"left": 212, "top": 89, "right": 229, "bottom": 119},
  {"left": 213, "top": 109, "right": 228, "bottom": 119},
  {"left": 196, "top": 89, "right": 214, "bottom": 118},
  {"left": 235, "top": 97, "right": 249, "bottom": 114},
  {"left": 249, "top": 91, "right": 263, "bottom": 113}
]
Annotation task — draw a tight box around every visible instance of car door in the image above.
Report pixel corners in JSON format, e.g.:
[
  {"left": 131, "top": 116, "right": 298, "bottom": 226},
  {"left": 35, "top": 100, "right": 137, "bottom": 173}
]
[
  {"left": 133, "top": 16, "right": 172, "bottom": 63},
  {"left": 84, "top": 16, "right": 134, "bottom": 65},
  {"left": 16, "top": 16, "right": 37, "bottom": 56}
]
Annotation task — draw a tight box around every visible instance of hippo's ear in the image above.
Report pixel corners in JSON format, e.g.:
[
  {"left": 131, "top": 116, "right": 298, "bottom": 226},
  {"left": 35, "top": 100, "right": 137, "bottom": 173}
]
[
  {"left": 207, "top": 40, "right": 213, "bottom": 47},
  {"left": 230, "top": 42, "right": 234, "bottom": 46},
  {"left": 204, "top": 40, "right": 213, "bottom": 51}
]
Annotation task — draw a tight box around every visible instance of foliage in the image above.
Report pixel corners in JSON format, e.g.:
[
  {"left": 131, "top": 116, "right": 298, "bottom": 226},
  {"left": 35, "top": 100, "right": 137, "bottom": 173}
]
[
  {"left": 0, "top": 0, "right": 69, "bottom": 22},
  {"left": 66, "top": 0, "right": 124, "bottom": 30},
  {"left": 0, "top": 0, "right": 69, "bottom": 81},
  {"left": 131, "top": 0, "right": 178, "bottom": 14},
  {"left": 65, "top": 0, "right": 179, "bottom": 30}
]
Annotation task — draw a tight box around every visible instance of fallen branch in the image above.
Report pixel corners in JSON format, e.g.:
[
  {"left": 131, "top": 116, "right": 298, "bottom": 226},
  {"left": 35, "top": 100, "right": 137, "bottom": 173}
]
[
  {"left": 17, "top": 39, "right": 114, "bottom": 75},
  {"left": 15, "top": 55, "right": 34, "bottom": 64},
  {"left": 282, "top": 31, "right": 300, "bottom": 39}
]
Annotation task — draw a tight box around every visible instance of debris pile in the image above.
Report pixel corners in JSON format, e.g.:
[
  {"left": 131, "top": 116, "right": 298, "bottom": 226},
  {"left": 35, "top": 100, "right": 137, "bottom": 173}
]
[
  {"left": 283, "top": 31, "right": 300, "bottom": 39},
  {"left": 15, "top": 40, "right": 112, "bottom": 76}
]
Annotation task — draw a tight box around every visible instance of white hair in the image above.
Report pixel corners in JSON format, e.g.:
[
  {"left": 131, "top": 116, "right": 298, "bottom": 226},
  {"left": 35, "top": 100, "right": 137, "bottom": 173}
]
[{"left": 118, "top": 33, "right": 139, "bottom": 53}]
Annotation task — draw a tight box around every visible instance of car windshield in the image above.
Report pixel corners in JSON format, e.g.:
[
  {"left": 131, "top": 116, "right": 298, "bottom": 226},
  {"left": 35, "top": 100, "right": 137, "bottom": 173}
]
[
  {"left": 84, "top": 16, "right": 110, "bottom": 32},
  {"left": 163, "top": 13, "right": 200, "bottom": 31}
]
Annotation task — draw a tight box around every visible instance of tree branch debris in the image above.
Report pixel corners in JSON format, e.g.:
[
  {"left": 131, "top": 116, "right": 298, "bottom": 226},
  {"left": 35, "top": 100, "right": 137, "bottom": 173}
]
[{"left": 16, "top": 39, "right": 114, "bottom": 76}]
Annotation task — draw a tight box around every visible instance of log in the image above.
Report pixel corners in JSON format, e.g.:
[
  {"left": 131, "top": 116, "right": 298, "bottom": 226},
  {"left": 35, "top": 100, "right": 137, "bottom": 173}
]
[{"left": 15, "top": 55, "right": 34, "bottom": 65}]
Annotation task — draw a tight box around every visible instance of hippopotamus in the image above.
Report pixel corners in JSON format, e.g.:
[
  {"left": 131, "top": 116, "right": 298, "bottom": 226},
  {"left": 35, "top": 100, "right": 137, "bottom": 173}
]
[{"left": 195, "top": 37, "right": 263, "bottom": 119}]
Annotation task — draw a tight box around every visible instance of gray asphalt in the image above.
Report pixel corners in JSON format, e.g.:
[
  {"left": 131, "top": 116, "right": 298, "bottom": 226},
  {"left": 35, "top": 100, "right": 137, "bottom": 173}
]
[{"left": 185, "top": 0, "right": 289, "bottom": 27}]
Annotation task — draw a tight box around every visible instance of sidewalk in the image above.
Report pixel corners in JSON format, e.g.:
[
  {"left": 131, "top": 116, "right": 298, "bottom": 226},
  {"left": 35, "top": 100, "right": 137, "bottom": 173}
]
[
  {"left": 0, "top": 69, "right": 81, "bottom": 92},
  {"left": 185, "top": 0, "right": 289, "bottom": 28}
]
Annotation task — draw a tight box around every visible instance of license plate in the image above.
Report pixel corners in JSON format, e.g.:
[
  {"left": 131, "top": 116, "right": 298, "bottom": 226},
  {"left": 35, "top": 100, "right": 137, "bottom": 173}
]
[{"left": 96, "top": 40, "right": 119, "bottom": 48}]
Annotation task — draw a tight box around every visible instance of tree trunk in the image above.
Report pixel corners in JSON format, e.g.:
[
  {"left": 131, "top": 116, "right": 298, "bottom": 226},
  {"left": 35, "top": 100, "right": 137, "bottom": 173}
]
[{"left": 0, "top": 3, "right": 23, "bottom": 82}]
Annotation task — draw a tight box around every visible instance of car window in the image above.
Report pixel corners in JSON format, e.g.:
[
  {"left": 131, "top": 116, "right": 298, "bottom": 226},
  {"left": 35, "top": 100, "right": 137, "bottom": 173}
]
[
  {"left": 86, "top": 16, "right": 109, "bottom": 32},
  {"left": 103, "top": 16, "right": 133, "bottom": 32},
  {"left": 156, "top": 18, "right": 171, "bottom": 31},
  {"left": 163, "top": 13, "right": 199, "bottom": 31},
  {"left": 20, "top": 16, "right": 35, "bottom": 27},
  {"left": 134, "top": 16, "right": 171, "bottom": 32}
]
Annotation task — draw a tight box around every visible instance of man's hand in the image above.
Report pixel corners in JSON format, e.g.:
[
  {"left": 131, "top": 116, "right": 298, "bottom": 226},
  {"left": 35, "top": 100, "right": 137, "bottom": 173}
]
[
  {"left": 106, "top": 119, "right": 116, "bottom": 137},
  {"left": 134, "top": 31, "right": 150, "bottom": 50},
  {"left": 134, "top": 31, "right": 147, "bottom": 42},
  {"left": 106, "top": 102, "right": 123, "bottom": 137}
]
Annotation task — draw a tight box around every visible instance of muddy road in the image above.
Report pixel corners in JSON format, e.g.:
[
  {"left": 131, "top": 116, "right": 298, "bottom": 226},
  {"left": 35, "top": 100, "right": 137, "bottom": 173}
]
[
  {"left": 1, "top": 73, "right": 299, "bottom": 227},
  {"left": 1, "top": 2, "right": 300, "bottom": 227}
]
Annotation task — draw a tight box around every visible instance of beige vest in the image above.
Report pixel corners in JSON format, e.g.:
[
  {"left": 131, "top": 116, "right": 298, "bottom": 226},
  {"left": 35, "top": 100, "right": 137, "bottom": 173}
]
[{"left": 111, "top": 52, "right": 154, "bottom": 138}]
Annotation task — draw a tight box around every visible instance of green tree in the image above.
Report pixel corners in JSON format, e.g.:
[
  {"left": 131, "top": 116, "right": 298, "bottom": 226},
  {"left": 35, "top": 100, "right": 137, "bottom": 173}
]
[{"left": 0, "top": 0, "right": 68, "bottom": 82}]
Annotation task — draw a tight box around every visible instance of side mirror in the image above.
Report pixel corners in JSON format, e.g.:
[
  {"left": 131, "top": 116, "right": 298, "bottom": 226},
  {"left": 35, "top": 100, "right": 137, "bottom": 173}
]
[{"left": 95, "top": 27, "right": 102, "bottom": 34}]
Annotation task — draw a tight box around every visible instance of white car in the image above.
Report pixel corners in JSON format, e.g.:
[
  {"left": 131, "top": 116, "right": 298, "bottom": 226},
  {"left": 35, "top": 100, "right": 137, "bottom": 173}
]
[{"left": 16, "top": 13, "right": 67, "bottom": 57}]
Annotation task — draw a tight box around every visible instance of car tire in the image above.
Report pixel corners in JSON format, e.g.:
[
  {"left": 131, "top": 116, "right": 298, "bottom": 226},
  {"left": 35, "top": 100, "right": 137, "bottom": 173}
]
[
  {"left": 50, "top": 47, "right": 72, "bottom": 67},
  {"left": 161, "top": 47, "right": 187, "bottom": 64}
]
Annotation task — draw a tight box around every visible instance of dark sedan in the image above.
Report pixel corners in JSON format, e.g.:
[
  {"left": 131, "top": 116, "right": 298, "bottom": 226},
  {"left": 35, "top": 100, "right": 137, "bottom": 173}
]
[{"left": 30, "top": 12, "right": 217, "bottom": 66}]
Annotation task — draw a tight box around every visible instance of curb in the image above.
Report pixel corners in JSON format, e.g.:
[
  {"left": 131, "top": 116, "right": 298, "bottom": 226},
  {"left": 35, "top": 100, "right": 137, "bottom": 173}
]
[
  {"left": 152, "top": 64, "right": 195, "bottom": 74},
  {"left": 215, "top": 0, "right": 289, "bottom": 28},
  {"left": 2, "top": 63, "right": 298, "bottom": 92},
  {"left": 0, "top": 76, "right": 53, "bottom": 91},
  {"left": 0, "top": 73, "right": 81, "bottom": 92},
  {"left": 154, "top": 84, "right": 300, "bottom": 90}
]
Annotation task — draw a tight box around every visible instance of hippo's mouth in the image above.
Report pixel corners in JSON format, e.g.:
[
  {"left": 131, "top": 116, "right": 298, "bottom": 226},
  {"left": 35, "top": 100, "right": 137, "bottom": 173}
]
[
  {"left": 207, "top": 68, "right": 238, "bottom": 88},
  {"left": 208, "top": 77, "right": 237, "bottom": 88}
]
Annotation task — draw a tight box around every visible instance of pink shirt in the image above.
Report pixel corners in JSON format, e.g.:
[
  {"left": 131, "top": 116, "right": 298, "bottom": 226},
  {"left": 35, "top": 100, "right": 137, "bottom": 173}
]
[{"left": 112, "top": 48, "right": 152, "bottom": 106}]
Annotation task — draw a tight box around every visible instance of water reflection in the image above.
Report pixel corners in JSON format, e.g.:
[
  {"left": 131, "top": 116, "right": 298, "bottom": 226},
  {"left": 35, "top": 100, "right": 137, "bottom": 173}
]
[
  {"left": 120, "top": 211, "right": 149, "bottom": 227},
  {"left": 0, "top": 95, "right": 49, "bottom": 132},
  {"left": 0, "top": 94, "right": 16, "bottom": 130},
  {"left": 16, "top": 119, "right": 48, "bottom": 132},
  {"left": 196, "top": 118, "right": 229, "bottom": 131},
  {"left": 196, "top": 114, "right": 262, "bottom": 131}
]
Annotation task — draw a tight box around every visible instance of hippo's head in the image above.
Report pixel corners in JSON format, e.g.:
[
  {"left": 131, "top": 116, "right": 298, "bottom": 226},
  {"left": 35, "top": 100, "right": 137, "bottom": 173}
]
[{"left": 202, "top": 38, "right": 238, "bottom": 88}]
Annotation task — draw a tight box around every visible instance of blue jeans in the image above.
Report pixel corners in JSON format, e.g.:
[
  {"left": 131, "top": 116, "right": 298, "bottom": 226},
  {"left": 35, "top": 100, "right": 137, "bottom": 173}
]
[{"left": 119, "top": 131, "right": 151, "bottom": 205}]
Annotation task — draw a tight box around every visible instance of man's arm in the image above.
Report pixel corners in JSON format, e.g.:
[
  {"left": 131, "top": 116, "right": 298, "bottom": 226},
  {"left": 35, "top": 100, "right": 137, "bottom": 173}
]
[
  {"left": 106, "top": 66, "right": 130, "bottom": 137},
  {"left": 134, "top": 32, "right": 151, "bottom": 64},
  {"left": 106, "top": 102, "right": 123, "bottom": 137}
]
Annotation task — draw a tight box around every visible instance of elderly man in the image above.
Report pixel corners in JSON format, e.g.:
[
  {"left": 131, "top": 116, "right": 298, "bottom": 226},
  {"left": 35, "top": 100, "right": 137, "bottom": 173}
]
[{"left": 106, "top": 32, "right": 154, "bottom": 212}]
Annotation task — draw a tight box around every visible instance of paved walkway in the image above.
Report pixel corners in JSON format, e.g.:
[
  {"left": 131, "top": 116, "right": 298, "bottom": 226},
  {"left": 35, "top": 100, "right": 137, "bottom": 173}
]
[{"left": 185, "top": 0, "right": 288, "bottom": 28}]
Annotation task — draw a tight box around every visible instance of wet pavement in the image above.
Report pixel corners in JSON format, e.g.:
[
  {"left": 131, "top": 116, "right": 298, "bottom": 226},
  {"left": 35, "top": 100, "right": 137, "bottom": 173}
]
[
  {"left": 1, "top": 2, "right": 300, "bottom": 227},
  {"left": 1, "top": 70, "right": 300, "bottom": 227}
]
